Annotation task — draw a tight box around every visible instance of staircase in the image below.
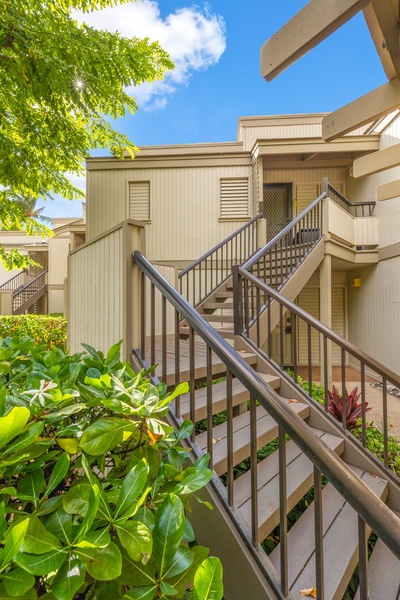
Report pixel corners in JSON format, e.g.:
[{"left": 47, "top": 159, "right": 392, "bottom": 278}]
[
  {"left": 11, "top": 270, "right": 47, "bottom": 314},
  {"left": 132, "top": 190, "right": 400, "bottom": 600}
]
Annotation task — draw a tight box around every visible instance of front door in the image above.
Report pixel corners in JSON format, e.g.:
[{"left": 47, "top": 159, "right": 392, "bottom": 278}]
[{"left": 263, "top": 183, "right": 292, "bottom": 241}]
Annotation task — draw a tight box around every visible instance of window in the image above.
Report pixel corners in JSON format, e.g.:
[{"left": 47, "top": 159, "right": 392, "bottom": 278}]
[
  {"left": 220, "top": 178, "right": 249, "bottom": 219},
  {"left": 129, "top": 181, "right": 150, "bottom": 221}
]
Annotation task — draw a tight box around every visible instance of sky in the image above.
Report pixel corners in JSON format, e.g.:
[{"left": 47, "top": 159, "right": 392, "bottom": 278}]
[{"left": 42, "top": 0, "right": 388, "bottom": 220}]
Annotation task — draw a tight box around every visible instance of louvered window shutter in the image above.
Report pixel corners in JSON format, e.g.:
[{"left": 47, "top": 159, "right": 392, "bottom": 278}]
[
  {"left": 129, "top": 182, "right": 150, "bottom": 221},
  {"left": 220, "top": 178, "right": 249, "bottom": 219}
]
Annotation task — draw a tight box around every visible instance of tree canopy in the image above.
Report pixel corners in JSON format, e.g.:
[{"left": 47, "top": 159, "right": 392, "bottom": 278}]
[{"left": 0, "top": 0, "right": 173, "bottom": 268}]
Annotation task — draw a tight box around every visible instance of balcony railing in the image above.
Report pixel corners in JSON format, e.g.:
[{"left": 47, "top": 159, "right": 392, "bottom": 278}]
[
  {"left": 0, "top": 270, "right": 27, "bottom": 294},
  {"left": 178, "top": 213, "right": 263, "bottom": 308},
  {"left": 322, "top": 177, "right": 375, "bottom": 217},
  {"left": 13, "top": 270, "right": 47, "bottom": 313}
]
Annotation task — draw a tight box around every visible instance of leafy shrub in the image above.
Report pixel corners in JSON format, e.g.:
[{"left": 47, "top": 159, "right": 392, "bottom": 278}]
[
  {"left": 327, "top": 385, "right": 372, "bottom": 430},
  {"left": 0, "top": 337, "right": 224, "bottom": 599},
  {"left": 0, "top": 315, "right": 67, "bottom": 349}
]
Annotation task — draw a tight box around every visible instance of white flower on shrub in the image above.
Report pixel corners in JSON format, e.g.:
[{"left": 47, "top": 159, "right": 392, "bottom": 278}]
[{"left": 25, "top": 380, "right": 58, "bottom": 406}]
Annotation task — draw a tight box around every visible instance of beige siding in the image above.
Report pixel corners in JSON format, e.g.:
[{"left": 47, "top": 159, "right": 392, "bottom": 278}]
[
  {"left": 347, "top": 259, "right": 400, "bottom": 374},
  {"left": 129, "top": 181, "right": 150, "bottom": 221},
  {"left": 68, "top": 221, "right": 145, "bottom": 361},
  {"left": 220, "top": 178, "right": 249, "bottom": 219},
  {"left": 346, "top": 114, "right": 400, "bottom": 248},
  {"left": 48, "top": 290, "right": 65, "bottom": 314},
  {"left": 331, "top": 288, "right": 345, "bottom": 364},
  {"left": 239, "top": 122, "right": 324, "bottom": 152},
  {"left": 87, "top": 164, "right": 253, "bottom": 263},
  {"left": 298, "top": 287, "right": 320, "bottom": 365}
]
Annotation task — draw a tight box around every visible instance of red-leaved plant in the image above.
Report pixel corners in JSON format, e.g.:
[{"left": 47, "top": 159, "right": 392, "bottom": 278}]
[{"left": 328, "top": 385, "right": 372, "bottom": 430}]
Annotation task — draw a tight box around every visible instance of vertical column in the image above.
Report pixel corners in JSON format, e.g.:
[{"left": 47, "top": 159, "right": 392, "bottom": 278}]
[
  {"left": 319, "top": 253, "right": 332, "bottom": 390},
  {"left": 123, "top": 221, "right": 146, "bottom": 363}
]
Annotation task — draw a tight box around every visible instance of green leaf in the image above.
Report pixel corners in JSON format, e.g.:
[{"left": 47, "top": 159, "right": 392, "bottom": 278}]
[
  {"left": 0, "top": 583, "right": 36, "bottom": 599},
  {"left": 41, "top": 508, "right": 72, "bottom": 545},
  {"left": 21, "top": 516, "right": 62, "bottom": 555},
  {"left": 118, "top": 549, "right": 156, "bottom": 587},
  {"left": 46, "top": 453, "right": 70, "bottom": 497},
  {"left": 56, "top": 438, "right": 79, "bottom": 455},
  {"left": 116, "top": 520, "right": 152, "bottom": 562},
  {"left": 153, "top": 494, "right": 185, "bottom": 578},
  {"left": 51, "top": 556, "right": 85, "bottom": 600},
  {"left": 2, "top": 567, "right": 35, "bottom": 597},
  {"left": 20, "top": 470, "right": 45, "bottom": 508},
  {"left": 74, "top": 485, "right": 99, "bottom": 542},
  {"left": 81, "top": 456, "right": 111, "bottom": 522},
  {"left": 2, "top": 422, "right": 44, "bottom": 457},
  {"left": 79, "top": 418, "right": 136, "bottom": 455},
  {"left": 163, "top": 547, "right": 194, "bottom": 579},
  {"left": 193, "top": 557, "right": 224, "bottom": 600},
  {"left": 114, "top": 460, "right": 149, "bottom": 520},
  {"left": 0, "top": 518, "right": 29, "bottom": 569},
  {"left": 62, "top": 484, "right": 91, "bottom": 516},
  {"left": 174, "top": 468, "right": 212, "bottom": 496},
  {"left": 14, "top": 549, "right": 68, "bottom": 575},
  {"left": 0, "top": 407, "right": 30, "bottom": 450},
  {"left": 74, "top": 527, "right": 110, "bottom": 549},
  {"left": 168, "top": 546, "right": 209, "bottom": 593},
  {"left": 76, "top": 542, "right": 121, "bottom": 581},
  {"left": 159, "top": 580, "right": 178, "bottom": 596},
  {"left": 121, "top": 586, "right": 158, "bottom": 600}
]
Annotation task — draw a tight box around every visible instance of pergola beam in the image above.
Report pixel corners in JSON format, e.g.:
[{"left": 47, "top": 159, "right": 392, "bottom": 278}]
[
  {"left": 260, "top": 0, "right": 370, "bottom": 82},
  {"left": 363, "top": 4, "right": 398, "bottom": 80},
  {"left": 352, "top": 142, "right": 400, "bottom": 177},
  {"left": 322, "top": 78, "right": 400, "bottom": 141},
  {"left": 369, "top": 0, "right": 400, "bottom": 81},
  {"left": 377, "top": 179, "right": 400, "bottom": 200}
]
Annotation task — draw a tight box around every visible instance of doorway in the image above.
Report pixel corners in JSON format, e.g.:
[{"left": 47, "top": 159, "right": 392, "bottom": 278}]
[{"left": 263, "top": 183, "right": 292, "bottom": 241}]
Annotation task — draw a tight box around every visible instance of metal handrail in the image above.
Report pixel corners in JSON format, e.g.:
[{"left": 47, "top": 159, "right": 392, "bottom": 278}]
[
  {"left": 13, "top": 270, "right": 47, "bottom": 311},
  {"left": 234, "top": 266, "right": 400, "bottom": 471},
  {"left": 242, "top": 193, "right": 325, "bottom": 271},
  {"left": 178, "top": 213, "right": 263, "bottom": 307},
  {"left": 0, "top": 270, "right": 26, "bottom": 294},
  {"left": 322, "top": 177, "right": 375, "bottom": 217},
  {"left": 133, "top": 249, "right": 400, "bottom": 565}
]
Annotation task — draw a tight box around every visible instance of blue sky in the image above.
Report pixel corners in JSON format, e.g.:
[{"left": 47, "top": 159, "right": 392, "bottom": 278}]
[{"left": 43, "top": 0, "right": 387, "bottom": 219}]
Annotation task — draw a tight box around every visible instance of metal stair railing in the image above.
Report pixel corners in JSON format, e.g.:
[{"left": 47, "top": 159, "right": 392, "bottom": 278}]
[
  {"left": 178, "top": 213, "right": 263, "bottom": 308},
  {"left": 0, "top": 270, "right": 27, "bottom": 294},
  {"left": 322, "top": 177, "right": 375, "bottom": 216},
  {"left": 133, "top": 249, "right": 400, "bottom": 600},
  {"left": 13, "top": 270, "right": 48, "bottom": 313},
  {"left": 233, "top": 266, "right": 400, "bottom": 475}
]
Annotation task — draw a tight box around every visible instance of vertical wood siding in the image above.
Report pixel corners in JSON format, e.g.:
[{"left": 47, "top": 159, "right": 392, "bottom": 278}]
[
  {"left": 87, "top": 164, "right": 252, "bottom": 263},
  {"left": 68, "top": 228, "right": 123, "bottom": 356},
  {"left": 240, "top": 123, "right": 324, "bottom": 151},
  {"left": 347, "top": 259, "right": 400, "bottom": 374}
]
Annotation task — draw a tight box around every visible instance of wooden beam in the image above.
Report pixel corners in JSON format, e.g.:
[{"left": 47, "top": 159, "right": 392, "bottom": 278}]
[
  {"left": 377, "top": 179, "right": 400, "bottom": 200},
  {"left": 260, "top": 0, "right": 370, "bottom": 81},
  {"left": 352, "top": 142, "right": 400, "bottom": 178},
  {"left": 370, "top": 0, "right": 400, "bottom": 81},
  {"left": 363, "top": 4, "right": 397, "bottom": 80},
  {"left": 322, "top": 78, "right": 400, "bottom": 141}
]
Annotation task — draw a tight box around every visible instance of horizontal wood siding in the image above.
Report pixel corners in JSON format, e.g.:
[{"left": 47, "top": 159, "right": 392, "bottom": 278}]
[
  {"left": 220, "top": 178, "right": 249, "bottom": 218},
  {"left": 68, "top": 228, "right": 123, "bottom": 356}
]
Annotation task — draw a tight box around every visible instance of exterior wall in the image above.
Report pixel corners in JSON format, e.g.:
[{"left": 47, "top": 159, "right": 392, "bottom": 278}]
[
  {"left": 238, "top": 115, "right": 326, "bottom": 151},
  {"left": 67, "top": 220, "right": 145, "bottom": 362},
  {"left": 48, "top": 236, "right": 70, "bottom": 314},
  {"left": 347, "top": 258, "right": 400, "bottom": 374},
  {"left": 344, "top": 114, "right": 400, "bottom": 373},
  {"left": 86, "top": 159, "right": 253, "bottom": 265}
]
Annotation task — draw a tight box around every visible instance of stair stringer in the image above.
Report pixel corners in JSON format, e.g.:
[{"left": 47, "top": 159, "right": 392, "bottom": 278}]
[
  {"left": 233, "top": 335, "right": 400, "bottom": 513},
  {"left": 13, "top": 285, "right": 47, "bottom": 315},
  {"left": 245, "top": 236, "right": 325, "bottom": 348}
]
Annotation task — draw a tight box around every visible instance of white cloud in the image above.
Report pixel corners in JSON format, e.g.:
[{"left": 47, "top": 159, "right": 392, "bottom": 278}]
[{"left": 74, "top": 1, "right": 226, "bottom": 109}]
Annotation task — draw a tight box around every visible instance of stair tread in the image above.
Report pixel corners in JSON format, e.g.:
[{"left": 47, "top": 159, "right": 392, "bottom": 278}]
[
  {"left": 195, "top": 400, "right": 309, "bottom": 476},
  {"left": 269, "top": 465, "right": 388, "bottom": 600},
  {"left": 180, "top": 372, "right": 281, "bottom": 422},
  {"left": 235, "top": 429, "right": 344, "bottom": 540},
  {"left": 354, "top": 538, "right": 400, "bottom": 600}
]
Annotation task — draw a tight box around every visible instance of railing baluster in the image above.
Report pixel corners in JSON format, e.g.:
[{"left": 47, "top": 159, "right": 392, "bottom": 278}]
[
  {"left": 307, "top": 323, "right": 312, "bottom": 398},
  {"left": 151, "top": 283, "right": 155, "bottom": 367},
  {"left": 279, "top": 304, "right": 284, "bottom": 369},
  {"left": 256, "top": 285, "right": 260, "bottom": 348},
  {"left": 292, "top": 313, "right": 298, "bottom": 384},
  {"left": 189, "top": 327, "right": 196, "bottom": 443},
  {"left": 358, "top": 516, "right": 369, "bottom": 600},
  {"left": 206, "top": 345, "right": 213, "bottom": 467},
  {"left": 140, "top": 271, "right": 146, "bottom": 359},
  {"left": 324, "top": 337, "right": 329, "bottom": 411},
  {"left": 250, "top": 393, "right": 259, "bottom": 546},
  {"left": 226, "top": 369, "right": 234, "bottom": 507},
  {"left": 361, "top": 362, "right": 366, "bottom": 448},
  {"left": 314, "top": 467, "right": 325, "bottom": 600},
  {"left": 162, "top": 295, "right": 167, "bottom": 385},
  {"left": 279, "top": 426, "right": 288, "bottom": 597},
  {"left": 267, "top": 293, "right": 272, "bottom": 357},
  {"left": 383, "top": 378, "right": 388, "bottom": 467},
  {"left": 341, "top": 348, "right": 346, "bottom": 429},
  {"left": 174, "top": 310, "right": 180, "bottom": 413}
]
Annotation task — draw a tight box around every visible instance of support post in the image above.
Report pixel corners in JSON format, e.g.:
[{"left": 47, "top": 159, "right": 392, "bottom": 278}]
[{"left": 320, "top": 254, "right": 332, "bottom": 390}]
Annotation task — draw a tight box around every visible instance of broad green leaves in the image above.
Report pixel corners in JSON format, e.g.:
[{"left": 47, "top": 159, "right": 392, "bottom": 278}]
[{"left": 0, "top": 338, "right": 223, "bottom": 599}]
